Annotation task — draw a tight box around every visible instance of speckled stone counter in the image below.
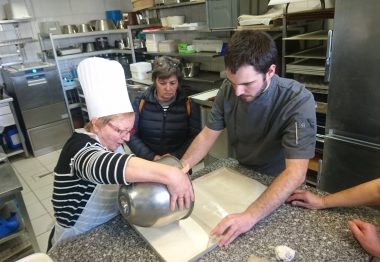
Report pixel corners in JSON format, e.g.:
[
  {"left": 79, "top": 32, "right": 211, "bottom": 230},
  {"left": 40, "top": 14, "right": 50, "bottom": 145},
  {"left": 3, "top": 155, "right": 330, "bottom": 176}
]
[{"left": 48, "top": 159, "right": 380, "bottom": 262}]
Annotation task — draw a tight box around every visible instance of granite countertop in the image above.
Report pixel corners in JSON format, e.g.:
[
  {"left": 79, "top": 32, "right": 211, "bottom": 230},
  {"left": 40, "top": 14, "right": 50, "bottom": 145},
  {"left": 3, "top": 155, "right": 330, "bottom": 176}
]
[{"left": 48, "top": 159, "right": 380, "bottom": 262}]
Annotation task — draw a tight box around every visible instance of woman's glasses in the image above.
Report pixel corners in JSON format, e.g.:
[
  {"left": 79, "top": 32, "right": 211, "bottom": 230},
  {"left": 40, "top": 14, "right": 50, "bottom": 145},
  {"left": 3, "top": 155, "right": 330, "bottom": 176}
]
[{"left": 107, "top": 122, "right": 136, "bottom": 136}]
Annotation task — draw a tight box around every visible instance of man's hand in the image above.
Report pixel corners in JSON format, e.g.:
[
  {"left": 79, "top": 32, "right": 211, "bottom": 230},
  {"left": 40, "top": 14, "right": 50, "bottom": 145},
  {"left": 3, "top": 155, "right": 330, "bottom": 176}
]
[
  {"left": 210, "top": 211, "right": 254, "bottom": 247},
  {"left": 286, "top": 189, "right": 325, "bottom": 209},
  {"left": 348, "top": 219, "right": 380, "bottom": 259}
]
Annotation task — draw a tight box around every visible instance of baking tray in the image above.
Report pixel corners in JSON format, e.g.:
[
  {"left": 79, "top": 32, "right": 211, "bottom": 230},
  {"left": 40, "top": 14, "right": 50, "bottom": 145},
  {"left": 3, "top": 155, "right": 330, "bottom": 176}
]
[{"left": 132, "top": 167, "right": 267, "bottom": 262}]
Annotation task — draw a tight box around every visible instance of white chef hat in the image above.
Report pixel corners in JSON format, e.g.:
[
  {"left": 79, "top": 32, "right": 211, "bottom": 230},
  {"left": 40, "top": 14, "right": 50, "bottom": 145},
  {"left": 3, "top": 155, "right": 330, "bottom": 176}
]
[{"left": 77, "top": 57, "right": 133, "bottom": 119}]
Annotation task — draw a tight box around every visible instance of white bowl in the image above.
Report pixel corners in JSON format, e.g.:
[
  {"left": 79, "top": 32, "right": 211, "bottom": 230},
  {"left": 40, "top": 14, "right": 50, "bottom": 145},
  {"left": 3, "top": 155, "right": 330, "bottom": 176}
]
[{"left": 166, "top": 16, "right": 185, "bottom": 27}]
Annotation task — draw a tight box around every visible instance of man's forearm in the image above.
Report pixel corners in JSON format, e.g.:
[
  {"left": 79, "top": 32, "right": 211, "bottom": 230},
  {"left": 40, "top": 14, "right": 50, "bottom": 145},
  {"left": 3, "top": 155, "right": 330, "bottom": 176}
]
[
  {"left": 245, "top": 159, "right": 308, "bottom": 224},
  {"left": 181, "top": 127, "right": 221, "bottom": 168}
]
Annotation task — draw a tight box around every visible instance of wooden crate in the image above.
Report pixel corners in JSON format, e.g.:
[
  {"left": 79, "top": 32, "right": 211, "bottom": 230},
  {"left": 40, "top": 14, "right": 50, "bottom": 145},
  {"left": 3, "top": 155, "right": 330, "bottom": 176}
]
[{"left": 131, "top": 0, "right": 154, "bottom": 11}]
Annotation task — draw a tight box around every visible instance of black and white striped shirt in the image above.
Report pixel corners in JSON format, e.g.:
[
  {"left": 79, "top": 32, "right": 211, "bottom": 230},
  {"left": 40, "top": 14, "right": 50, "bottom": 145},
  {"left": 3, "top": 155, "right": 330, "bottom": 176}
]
[{"left": 52, "top": 132, "right": 132, "bottom": 228}]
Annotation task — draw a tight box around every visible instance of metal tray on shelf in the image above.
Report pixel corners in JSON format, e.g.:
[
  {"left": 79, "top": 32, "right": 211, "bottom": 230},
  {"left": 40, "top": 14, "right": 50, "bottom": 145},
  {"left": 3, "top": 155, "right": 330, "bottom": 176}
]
[{"left": 286, "top": 58, "right": 326, "bottom": 76}]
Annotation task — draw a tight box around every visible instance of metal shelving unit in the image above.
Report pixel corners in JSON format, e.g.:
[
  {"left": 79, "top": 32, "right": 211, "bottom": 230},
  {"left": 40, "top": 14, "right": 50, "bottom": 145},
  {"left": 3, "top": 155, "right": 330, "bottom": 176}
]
[
  {"left": 281, "top": 4, "right": 335, "bottom": 182},
  {"left": 0, "top": 18, "right": 35, "bottom": 68},
  {"left": 50, "top": 29, "right": 131, "bottom": 129},
  {"left": 49, "top": 25, "right": 154, "bottom": 128}
]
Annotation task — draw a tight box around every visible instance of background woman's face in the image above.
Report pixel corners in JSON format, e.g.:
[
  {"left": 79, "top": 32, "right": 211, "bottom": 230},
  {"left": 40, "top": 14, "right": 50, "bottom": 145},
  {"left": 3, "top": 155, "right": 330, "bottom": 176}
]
[{"left": 155, "top": 75, "right": 179, "bottom": 101}]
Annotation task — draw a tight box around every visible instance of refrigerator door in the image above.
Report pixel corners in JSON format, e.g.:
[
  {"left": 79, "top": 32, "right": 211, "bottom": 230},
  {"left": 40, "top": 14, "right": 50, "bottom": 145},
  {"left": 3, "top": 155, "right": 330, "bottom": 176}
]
[
  {"left": 326, "top": 0, "right": 380, "bottom": 144},
  {"left": 319, "top": 135, "right": 380, "bottom": 193}
]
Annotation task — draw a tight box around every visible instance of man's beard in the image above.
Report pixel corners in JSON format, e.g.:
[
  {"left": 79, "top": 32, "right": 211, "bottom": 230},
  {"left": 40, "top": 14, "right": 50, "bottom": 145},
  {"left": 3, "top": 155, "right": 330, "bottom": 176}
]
[{"left": 239, "top": 79, "right": 268, "bottom": 102}]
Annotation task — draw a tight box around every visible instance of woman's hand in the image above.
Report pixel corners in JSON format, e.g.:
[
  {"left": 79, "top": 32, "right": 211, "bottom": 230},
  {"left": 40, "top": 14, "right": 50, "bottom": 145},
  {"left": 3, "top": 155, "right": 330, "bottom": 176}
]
[
  {"left": 166, "top": 163, "right": 194, "bottom": 211},
  {"left": 348, "top": 219, "right": 380, "bottom": 259},
  {"left": 286, "top": 189, "right": 326, "bottom": 209}
]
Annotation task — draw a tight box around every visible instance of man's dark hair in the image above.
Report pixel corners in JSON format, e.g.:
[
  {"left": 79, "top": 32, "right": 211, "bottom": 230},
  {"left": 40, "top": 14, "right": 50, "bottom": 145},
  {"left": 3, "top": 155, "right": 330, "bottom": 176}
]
[{"left": 224, "top": 30, "right": 278, "bottom": 74}]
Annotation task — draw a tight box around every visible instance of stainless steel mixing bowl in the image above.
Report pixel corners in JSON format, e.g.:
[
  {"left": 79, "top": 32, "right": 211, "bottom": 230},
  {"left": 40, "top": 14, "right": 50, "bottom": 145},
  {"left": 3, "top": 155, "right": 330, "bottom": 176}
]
[{"left": 118, "top": 155, "right": 194, "bottom": 227}]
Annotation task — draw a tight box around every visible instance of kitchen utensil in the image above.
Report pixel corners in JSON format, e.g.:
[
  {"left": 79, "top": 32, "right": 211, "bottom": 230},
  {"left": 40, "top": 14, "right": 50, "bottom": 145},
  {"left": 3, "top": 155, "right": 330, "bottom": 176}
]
[
  {"left": 183, "top": 62, "right": 200, "bottom": 78},
  {"left": 88, "top": 20, "right": 97, "bottom": 30},
  {"left": 94, "top": 19, "right": 116, "bottom": 31},
  {"left": 83, "top": 42, "right": 96, "bottom": 52},
  {"left": 118, "top": 155, "right": 194, "bottom": 227},
  {"left": 116, "top": 19, "right": 126, "bottom": 29},
  {"left": 95, "top": 37, "right": 109, "bottom": 50},
  {"left": 62, "top": 24, "right": 78, "bottom": 34},
  {"left": 77, "top": 23, "right": 93, "bottom": 33},
  {"left": 115, "top": 40, "right": 126, "bottom": 49},
  {"left": 124, "top": 37, "right": 131, "bottom": 49}
]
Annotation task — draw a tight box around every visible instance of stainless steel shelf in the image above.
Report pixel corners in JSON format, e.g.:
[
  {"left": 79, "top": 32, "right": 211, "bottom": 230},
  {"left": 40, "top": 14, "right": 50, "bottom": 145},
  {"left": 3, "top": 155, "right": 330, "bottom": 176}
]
[
  {"left": 144, "top": 51, "right": 220, "bottom": 58},
  {"left": 0, "top": 18, "right": 31, "bottom": 24},
  {"left": 50, "top": 29, "right": 130, "bottom": 40},
  {"left": 143, "top": 28, "right": 211, "bottom": 34},
  {"left": 63, "top": 83, "right": 80, "bottom": 91},
  {"left": 148, "top": 1, "right": 205, "bottom": 10},
  {"left": 183, "top": 71, "right": 222, "bottom": 84},
  {"left": 130, "top": 71, "right": 222, "bottom": 86},
  {"left": 0, "top": 53, "right": 20, "bottom": 59},
  {"left": 284, "top": 46, "right": 326, "bottom": 59},
  {"left": 56, "top": 49, "right": 133, "bottom": 61},
  {"left": 283, "top": 30, "right": 328, "bottom": 41},
  {"left": 0, "top": 37, "right": 35, "bottom": 47},
  {"left": 68, "top": 103, "right": 81, "bottom": 110},
  {"left": 130, "top": 78, "right": 153, "bottom": 86},
  {"left": 286, "top": 58, "right": 326, "bottom": 76}
]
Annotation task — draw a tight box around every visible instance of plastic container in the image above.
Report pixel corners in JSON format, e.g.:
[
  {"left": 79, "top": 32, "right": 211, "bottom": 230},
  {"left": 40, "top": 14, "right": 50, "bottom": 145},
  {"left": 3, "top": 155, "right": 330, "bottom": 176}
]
[
  {"left": 146, "top": 34, "right": 166, "bottom": 52},
  {"left": 130, "top": 62, "right": 152, "bottom": 80},
  {"left": 4, "top": 126, "right": 22, "bottom": 150},
  {"left": 130, "top": 62, "right": 152, "bottom": 72},
  {"left": 106, "top": 10, "right": 122, "bottom": 25},
  {"left": 158, "top": 40, "right": 178, "bottom": 53},
  {"left": 0, "top": 212, "right": 20, "bottom": 238}
]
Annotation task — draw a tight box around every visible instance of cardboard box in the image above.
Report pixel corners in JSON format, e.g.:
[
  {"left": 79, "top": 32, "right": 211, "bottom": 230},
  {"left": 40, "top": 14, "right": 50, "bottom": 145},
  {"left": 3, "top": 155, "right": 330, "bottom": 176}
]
[{"left": 131, "top": 0, "right": 154, "bottom": 11}]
